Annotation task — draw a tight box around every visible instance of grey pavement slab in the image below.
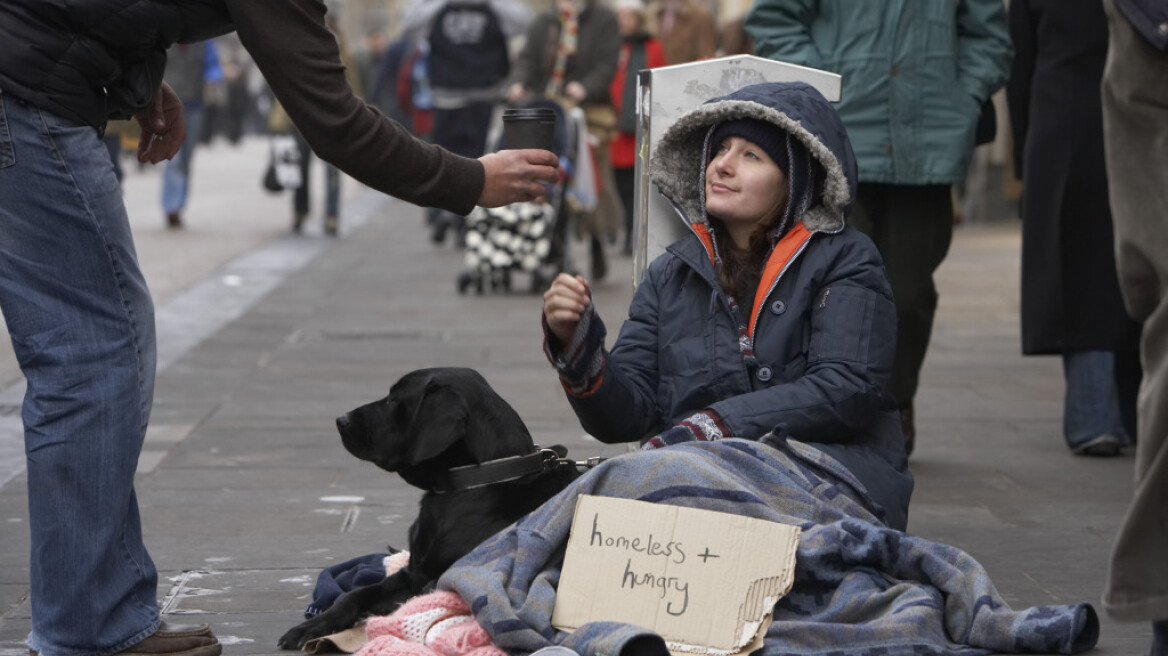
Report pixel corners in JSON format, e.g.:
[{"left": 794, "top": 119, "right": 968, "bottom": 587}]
[
  {"left": 0, "top": 136, "right": 371, "bottom": 489},
  {"left": 0, "top": 170, "right": 1152, "bottom": 656}
]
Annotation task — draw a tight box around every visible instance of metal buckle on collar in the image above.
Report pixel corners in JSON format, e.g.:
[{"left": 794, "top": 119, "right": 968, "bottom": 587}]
[
  {"left": 537, "top": 445, "right": 606, "bottom": 472},
  {"left": 556, "top": 455, "right": 605, "bottom": 471}
]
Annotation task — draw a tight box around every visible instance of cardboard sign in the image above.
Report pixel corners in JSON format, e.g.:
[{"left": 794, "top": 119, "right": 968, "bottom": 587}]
[{"left": 551, "top": 495, "right": 800, "bottom": 656}]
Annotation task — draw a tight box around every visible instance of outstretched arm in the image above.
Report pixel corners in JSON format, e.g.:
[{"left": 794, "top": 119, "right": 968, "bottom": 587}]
[{"left": 227, "top": 0, "right": 557, "bottom": 212}]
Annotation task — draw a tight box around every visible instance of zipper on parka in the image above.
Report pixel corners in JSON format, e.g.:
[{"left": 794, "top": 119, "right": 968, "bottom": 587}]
[{"left": 746, "top": 223, "right": 815, "bottom": 340}]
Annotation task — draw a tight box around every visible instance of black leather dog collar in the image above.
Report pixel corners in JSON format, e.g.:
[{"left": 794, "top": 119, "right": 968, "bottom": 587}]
[
  {"left": 436, "top": 447, "right": 558, "bottom": 492},
  {"left": 437, "top": 446, "right": 604, "bottom": 493}
]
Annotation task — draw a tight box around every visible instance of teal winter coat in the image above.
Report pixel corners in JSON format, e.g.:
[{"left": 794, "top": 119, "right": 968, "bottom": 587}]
[{"left": 745, "top": 0, "right": 1012, "bottom": 185}]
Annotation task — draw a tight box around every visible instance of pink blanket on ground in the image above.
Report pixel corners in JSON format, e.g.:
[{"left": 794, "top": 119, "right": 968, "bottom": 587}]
[{"left": 355, "top": 590, "right": 507, "bottom": 656}]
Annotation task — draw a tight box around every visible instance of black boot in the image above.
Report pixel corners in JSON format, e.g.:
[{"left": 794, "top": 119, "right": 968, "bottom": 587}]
[{"left": 590, "top": 236, "right": 607, "bottom": 280}]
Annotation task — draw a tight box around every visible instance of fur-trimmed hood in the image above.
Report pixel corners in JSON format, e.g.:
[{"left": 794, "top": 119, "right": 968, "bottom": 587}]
[{"left": 649, "top": 81, "right": 858, "bottom": 236}]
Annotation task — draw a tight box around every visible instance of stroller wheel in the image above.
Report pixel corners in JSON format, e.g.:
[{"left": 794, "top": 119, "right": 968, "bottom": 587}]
[
  {"left": 454, "top": 221, "right": 468, "bottom": 249},
  {"left": 457, "top": 272, "right": 475, "bottom": 295},
  {"left": 488, "top": 270, "right": 507, "bottom": 292}
]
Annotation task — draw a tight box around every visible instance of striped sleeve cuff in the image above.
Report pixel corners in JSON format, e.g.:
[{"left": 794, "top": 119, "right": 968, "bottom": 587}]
[
  {"left": 542, "top": 301, "right": 607, "bottom": 396},
  {"left": 641, "top": 410, "right": 729, "bottom": 450}
]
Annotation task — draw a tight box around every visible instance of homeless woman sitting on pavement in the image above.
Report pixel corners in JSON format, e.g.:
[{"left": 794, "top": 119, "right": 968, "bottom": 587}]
[
  {"left": 430, "top": 82, "right": 1098, "bottom": 656},
  {"left": 541, "top": 79, "right": 912, "bottom": 531}
]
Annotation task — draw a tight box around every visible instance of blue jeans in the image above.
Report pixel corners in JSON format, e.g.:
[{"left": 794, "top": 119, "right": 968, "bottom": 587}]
[
  {"left": 1062, "top": 350, "right": 1127, "bottom": 449},
  {"left": 161, "top": 101, "right": 205, "bottom": 214},
  {"left": 0, "top": 90, "right": 161, "bottom": 654}
]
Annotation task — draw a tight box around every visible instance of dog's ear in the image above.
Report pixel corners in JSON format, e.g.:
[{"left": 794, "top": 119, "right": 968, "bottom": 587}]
[{"left": 404, "top": 382, "right": 470, "bottom": 466}]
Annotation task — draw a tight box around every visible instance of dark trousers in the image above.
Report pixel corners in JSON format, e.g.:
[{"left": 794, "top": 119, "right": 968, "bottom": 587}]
[
  {"left": 292, "top": 130, "right": 340, "bottom": 219},
  {"left": 432, "top": 103, "right": 494, "bottom": 159},
  {"left": 614, "top": 166, "right": 635, "bottom": 250},
  {"left": 848, "top": 184, "right": 954, "bottom": 408}
]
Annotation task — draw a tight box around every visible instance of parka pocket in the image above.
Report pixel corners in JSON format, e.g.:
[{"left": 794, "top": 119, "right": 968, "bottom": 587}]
[
  {"left": 808, "top": 285, "right": 875, "bottom": 364},
  {"left": 0, "top": 90, "right": 15, "bottom": 169}
]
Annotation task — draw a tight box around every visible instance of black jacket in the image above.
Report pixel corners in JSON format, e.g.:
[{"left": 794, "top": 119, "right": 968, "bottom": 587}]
[
  {"left": 0, "top": 0, "right": 233, "bottom": 128},
  {"left": 1006, "top": 0, "right": 1141, "bottom": 355}
]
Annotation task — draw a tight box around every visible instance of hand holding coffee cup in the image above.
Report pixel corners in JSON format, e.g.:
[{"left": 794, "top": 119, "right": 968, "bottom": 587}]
[{"left": 475, "top": 149, "right": 560, "bottom": 207}]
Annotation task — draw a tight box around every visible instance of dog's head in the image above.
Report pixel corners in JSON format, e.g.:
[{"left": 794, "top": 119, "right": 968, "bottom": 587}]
[{"left": 336, "top": 367, "right": 537, "bottom": 490}]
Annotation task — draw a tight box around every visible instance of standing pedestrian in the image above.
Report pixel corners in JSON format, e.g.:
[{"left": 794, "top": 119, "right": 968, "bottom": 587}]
[
  {"left": 160, "top": 40, "right": 222, "bottom": 229},
  {"left": 507, "top": 0, "right": 622, "bottom": 280},
  {"left": 1005, "top": 0, "right": 1141, "bottom": 457},
  {"left": 1099, "top": 0, "right": 1168, "bottom": 652},
  {"left": 745, "top": 0, "right": 1012, "bottom": 455},
  {"left": 645, "top": 0, "right": 717, "bottom": 65},
  {"left": 609, "top": 0, "right": 666, "bottom": 256},
  {"left": 289, "top": 15, "right": 360, "bottom": 237},
  {"left": 0, "top": 2, "right": 558, "bottom": 654},
  {"left": 401, "top": 0, "right": 533, "bottom": 245}
]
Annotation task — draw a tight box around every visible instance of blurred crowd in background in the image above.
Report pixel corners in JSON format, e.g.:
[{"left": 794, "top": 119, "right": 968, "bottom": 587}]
[{"left": 112, "top": 0, "right": 1021, "bottom": 267}]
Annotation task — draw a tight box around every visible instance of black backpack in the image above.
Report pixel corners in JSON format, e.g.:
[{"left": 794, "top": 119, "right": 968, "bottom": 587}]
[{"left": 427, "top": 1, "right": 509, "bottom": 89}]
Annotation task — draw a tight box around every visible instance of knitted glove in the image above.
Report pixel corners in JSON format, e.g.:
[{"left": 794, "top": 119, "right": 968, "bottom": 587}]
[
  {"left": 641, "top": 410, "right": 729, "bottom": 450},
  {"left": 542, "top": 301, "right": 607, "bottom": 396}
]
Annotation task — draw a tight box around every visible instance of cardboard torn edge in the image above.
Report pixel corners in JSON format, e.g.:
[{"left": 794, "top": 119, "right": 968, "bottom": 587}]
[{"left": 666, "top": 619, "right": 769, "bottom": 656}]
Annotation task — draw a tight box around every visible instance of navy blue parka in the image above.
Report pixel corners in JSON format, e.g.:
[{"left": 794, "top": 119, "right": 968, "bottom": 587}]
[{"left": 546, "top": 82, "right": 913, "bottom": 529}]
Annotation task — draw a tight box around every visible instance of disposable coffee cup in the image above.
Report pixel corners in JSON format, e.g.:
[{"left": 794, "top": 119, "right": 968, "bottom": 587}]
[{"left": 502, "top": 108, "right": 557, "bottom": 152}]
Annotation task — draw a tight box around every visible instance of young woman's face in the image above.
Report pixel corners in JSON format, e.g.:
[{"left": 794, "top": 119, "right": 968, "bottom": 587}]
[{"left": 705, "top": 135, "right": 788, "bottom": 247}]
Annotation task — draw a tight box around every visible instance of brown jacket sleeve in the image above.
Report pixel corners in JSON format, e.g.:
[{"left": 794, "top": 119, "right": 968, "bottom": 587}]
[{"left": 226, "top": 0, "right": 484, "bottom": 215}]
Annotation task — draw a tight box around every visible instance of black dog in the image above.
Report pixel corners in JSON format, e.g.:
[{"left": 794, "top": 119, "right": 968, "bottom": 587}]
[{"left": 278, "top": 367, "right": 582, "bottom": 649}]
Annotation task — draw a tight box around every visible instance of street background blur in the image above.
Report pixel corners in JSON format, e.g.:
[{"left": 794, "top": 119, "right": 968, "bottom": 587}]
[{"left": 0, "top": 0, "right": 1146, "bottom": 654}]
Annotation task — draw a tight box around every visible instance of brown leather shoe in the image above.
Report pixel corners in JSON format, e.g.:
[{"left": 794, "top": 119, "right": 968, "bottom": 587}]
[
  {"left": 122, "top": 622, "right": 220, "bottom": 656},
  {"left": 28, "top": 623, "right": 219, "bottom": 656}
]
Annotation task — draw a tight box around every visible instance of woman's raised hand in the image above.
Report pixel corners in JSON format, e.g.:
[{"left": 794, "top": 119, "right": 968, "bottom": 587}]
[{"left": 543, "top": 273, "right": 592, "bottom": 344}]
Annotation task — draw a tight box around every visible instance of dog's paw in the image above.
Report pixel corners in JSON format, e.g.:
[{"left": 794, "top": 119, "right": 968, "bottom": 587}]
[
  {"left": 277, "top": 618, "right": 331, "bottom": 651},
  {"left": 276, "top": 626, "right": 304, "bottom": 651}
]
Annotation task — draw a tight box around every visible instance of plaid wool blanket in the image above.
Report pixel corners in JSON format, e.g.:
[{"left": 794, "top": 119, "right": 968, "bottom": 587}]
[{"left": 439, "top": 438, "right": 1098, "bottom": 656}]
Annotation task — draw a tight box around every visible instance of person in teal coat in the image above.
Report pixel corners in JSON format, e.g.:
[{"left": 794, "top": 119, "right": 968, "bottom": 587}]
[{"left": 744, "top": 0, "right": 1012, "bottom": 455}]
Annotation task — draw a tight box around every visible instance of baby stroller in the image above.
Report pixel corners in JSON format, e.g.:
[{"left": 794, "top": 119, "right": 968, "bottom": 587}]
[{"left": 457, "top": 98, "right": 581, "bottom": 295}]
